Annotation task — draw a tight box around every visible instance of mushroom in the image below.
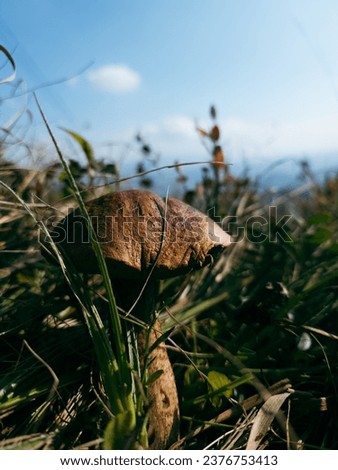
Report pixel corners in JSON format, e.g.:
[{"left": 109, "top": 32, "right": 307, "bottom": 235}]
[{"left": 44, "top": 189, "right": 231, "bottom": 448}]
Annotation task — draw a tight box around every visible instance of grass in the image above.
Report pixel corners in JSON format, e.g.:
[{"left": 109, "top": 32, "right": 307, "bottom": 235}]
[
  {"left": 1, "top": 49, "right": 338, "bottom": 449},
  {"left": 1, "top": 148, "right": 338, "bottom": 449}
]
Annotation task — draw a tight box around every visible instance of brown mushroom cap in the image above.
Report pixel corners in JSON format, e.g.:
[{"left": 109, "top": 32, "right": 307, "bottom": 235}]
[{"left": 48, "top": 189, "right": 231, "bottom": 279}]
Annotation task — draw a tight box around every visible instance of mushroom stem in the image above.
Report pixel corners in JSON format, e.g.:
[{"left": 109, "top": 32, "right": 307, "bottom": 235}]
[{"left": 112, "top": 278, "right": 179, "bottom": 449}]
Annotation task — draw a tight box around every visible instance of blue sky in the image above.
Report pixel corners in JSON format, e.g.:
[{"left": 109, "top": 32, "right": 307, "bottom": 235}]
[{"left": 1, "top": 0, "right": 338, "bottom": 185}]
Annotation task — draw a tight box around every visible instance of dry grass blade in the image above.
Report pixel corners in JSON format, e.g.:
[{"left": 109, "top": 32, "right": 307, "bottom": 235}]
[
  {"left": 0, "top": 434, "right": 52, "bottom": 450},
  {"left": 0, "top": 44, "right": 16, "bottom": 83},
  {"left": 246, "top": 392, "right": 291, "bottom": 450},
  {"left": 222, "top": 410, "right": 257, "bottom": 450},
  {"left": 170, "top": 379, "right": 291, "bottom": 450},
  {"left": 23, "top": 340, "right": 60, "bottom": 403}
]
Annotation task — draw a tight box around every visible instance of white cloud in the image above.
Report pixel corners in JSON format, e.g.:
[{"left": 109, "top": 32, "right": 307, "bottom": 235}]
[
  {"left": 162, "top": 115, "right": 196, "bottom": 138},
  {"left": 223, "top": 114, "right": 338, "bottom": 162},
  {"left": 132, "top": 113, "right": 338, "bottom": 169},
  {"left": 140, "top": 115, "right": 201, "bottom": 158},
  {"left": 87, "top": 64, "right": 141, "bottom": 93},
  {"left": 143, "top": 115, "right": 195, "bottom": 138}
]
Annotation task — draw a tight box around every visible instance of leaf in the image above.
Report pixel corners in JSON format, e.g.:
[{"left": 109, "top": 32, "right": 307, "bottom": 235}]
[
  {"left": 140, "top": 178, "right": 153, "bottom": 188},
  {"left": 59, "top": 160, "right": 84, "bottom": 183},
  {"left": 61, "top": 128, "right": 96, "bottom": 168},
  {"left": 196, "top": 127, "right": 209, "bottom": 137},
  {"left": 102, "top": 163, "right": 117, "bottom": 175},
  {"left": 103, "top": 409, "right": 136, "bottom": 450},
  {"left": 177, "top": 175, "right": 187, "bottom": 184},
  {"left": 148, "top": 327, "right": 174, "bottom": 354},
  {"left": 207, "top": 370, "right": 233, "bottom": 400},
  {"left": 209, "top": 125, "right": 220, "bottom": 142},
  {"left": 147, "top": 369, "right": 164, "bottom": 386},
  {"left": 212, "top": 145, "right": 224, "bottom": 167},
  {"left": 210, "top": 105, "right": 217, "bottom": 120},
  {"left": 142, "top": 144, "right": 151, "bottom": 154},
  {"left": 246, "top": 392, "right": 290, "bottom": 450}
]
